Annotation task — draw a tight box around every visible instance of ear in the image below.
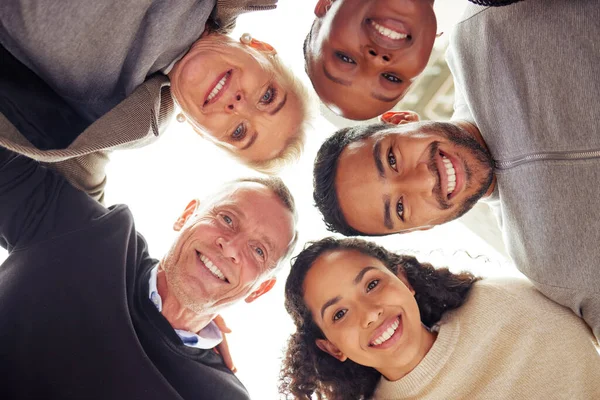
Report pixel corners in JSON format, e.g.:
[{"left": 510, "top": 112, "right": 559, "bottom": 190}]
[
  {"left": 244, "top": 278, "right": 276, "bottom": 303},
  {"left": 173, "top": 200, "right": 200, "bottom": 231},
  {"left": 314, "top": 0, "right": 333, "bottom": 17},
  {"left": 244, "top": 38, "right": 277, "bottom": 56},
  {"left": 316, "top": 339, "right": 347, "bottom": 362},
  {"left": 379, "top": 111, "right": 420, "bottom": 126}
]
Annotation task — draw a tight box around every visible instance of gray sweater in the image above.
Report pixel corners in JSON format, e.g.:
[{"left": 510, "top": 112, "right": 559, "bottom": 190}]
[
  {"left": 0, "top": 0, "right": 215, "bottom": 122},
  {"left": 448, "top": 0, "right": 600, "bottom": 339}
]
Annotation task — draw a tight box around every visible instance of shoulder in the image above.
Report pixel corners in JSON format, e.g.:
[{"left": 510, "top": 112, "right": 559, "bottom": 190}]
[{"left": 449, "top": 277, "right": 590, "bottom": 330}]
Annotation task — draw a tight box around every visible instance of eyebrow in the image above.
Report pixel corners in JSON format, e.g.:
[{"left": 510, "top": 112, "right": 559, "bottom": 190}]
[
  {"left": 319, "top": 266, "right": 378, "bottom": 320},
  {"left": 241, "top": 132, "right": 258, "bottom": 150},
  {"left": 374, "top": 141, "right": 394, "bottom": 230},
  {"left": 324, "top": 65, "right": 402, "bottom": 103},
  {"left": 371, "top": 92, "right": 401, "bottom": 103},
  {"left": 269, "top": 92, "right": 288, "bottom": 116},
  {"left": 383, "top": 196, "right": 393, "bottom": 230},
  {"left": 323, "top": 65, "right": 352, "bottom": 86},
  {"left": 373, "top": 140, "right": 385, "bottom": 179}
]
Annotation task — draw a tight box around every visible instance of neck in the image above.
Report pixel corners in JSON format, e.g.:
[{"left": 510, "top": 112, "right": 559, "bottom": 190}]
[
  {"left": 454, "top": 120, "right": 496, "bottom": 198},
  {"left": 378, "top": 325, "right": 437, "bottom": 382},
  {"left": 156, "top": 267, "right": 215, "bottom": 333}
]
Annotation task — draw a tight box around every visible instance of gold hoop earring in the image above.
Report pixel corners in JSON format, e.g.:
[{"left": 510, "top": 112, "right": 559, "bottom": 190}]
[
  {"left": 240, "top": 33, "right": 252, "bottom": 45},
  {"left": 436, "top": 32, "right": 444, "bottom": 38},
  {"left": 176, "top": 113, "right": 186, "bottom": 123}
]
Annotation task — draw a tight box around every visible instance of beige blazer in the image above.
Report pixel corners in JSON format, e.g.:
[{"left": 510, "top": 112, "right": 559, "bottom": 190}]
[{"left": 0, "top": 75, "right": 173, "bottom": 203}]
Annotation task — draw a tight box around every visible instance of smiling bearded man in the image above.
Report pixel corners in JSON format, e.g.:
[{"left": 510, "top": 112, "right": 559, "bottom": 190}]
[
  {"left": 313, "top": 0, "right": 600, "bottom": 340},
  {"left": 0, "top": 146, "right": 297, "bottom": 400}
]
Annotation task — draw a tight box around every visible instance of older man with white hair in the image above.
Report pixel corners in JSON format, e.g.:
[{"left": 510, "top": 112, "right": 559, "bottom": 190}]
[{"left": 0, "top": 146, "right": 297, "bottom": 400}]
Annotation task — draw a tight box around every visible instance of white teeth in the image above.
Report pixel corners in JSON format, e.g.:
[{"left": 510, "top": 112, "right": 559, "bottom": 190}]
[
  {"left": 371, "top": 318, "right": 400, "bottom": 346},
  {"left": 371, "top": 21, "right": 407, "bottom": 40},
  {"left": 199, "top": 254, "right": 226, "bottom": 281},
  {"left": 442, "top": 155, "right": 456, "bottom": 195},
  {"left": 206, "top": 73, "right": 229, "bottom": 102}
]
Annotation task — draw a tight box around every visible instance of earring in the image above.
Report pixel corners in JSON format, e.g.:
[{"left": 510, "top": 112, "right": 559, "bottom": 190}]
[
  {"left": 325, "top": 1, "right": 333, "bottom": 12},
  {"left": 176, "top": 113, "right": 186, "bottom": 123},
  {"left": 436, "top": 32, "right": 444, "bottom": 38},
  {"left": 240, "top": 33, "right": 252, "bottom": 45}
]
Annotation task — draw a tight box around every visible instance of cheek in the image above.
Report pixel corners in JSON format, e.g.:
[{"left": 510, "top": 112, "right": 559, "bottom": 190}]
[{"left": 192, "top": 115, "right": 229, "bottom": 140}]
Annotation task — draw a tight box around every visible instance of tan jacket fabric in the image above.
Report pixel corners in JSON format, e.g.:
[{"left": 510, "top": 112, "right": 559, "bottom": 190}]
[
  {"left": 0, "top": 76, "right": 172, "bottom": 203},
  {"left": 374, "top": 278, "right": 600, "bottom": 400}
]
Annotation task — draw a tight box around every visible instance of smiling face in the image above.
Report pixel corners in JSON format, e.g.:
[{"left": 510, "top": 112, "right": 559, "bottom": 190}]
[
  {"left": 307, "top": 0, "right": 436, "bottom": 120},
  {"left": 334, "top": 122, "right": 494, "bottom": 234},
  {"left": 303, "top": 249, "right": 434, "bottom": 377},
  {"left": 161, "top": 182, "right": 296, "bottom": 314},
  {"left": 169, "top": 35, "right": 304, "bottom": 162}
]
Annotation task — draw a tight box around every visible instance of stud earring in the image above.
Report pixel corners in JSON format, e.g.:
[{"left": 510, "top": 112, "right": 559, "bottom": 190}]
[
  {"left": 176, "top": 113, "right": 186, "bottom": 123},
  {"left": 240, "top": 33, "right": 252, "bottom": 45}
]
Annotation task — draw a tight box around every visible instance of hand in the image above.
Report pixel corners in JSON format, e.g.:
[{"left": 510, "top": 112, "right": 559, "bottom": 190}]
[{"left": 213, "top": 314, "right": 237, "bottom": 373}]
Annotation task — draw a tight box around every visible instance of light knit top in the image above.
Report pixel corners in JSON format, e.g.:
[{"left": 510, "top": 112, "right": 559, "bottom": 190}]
[{"left": 374, "top": 278, "right": 600, "bottom": 399}]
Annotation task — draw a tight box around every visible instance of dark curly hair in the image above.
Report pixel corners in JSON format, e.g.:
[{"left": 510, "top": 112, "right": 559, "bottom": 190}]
[{"left": 280, "top": 237, "right": 479, "bottom": 400}]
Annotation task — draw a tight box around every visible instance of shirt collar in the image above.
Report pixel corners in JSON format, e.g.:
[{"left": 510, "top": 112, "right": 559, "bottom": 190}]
[{"left": 149, "top": 266, "right": 223, "bottom": 349}]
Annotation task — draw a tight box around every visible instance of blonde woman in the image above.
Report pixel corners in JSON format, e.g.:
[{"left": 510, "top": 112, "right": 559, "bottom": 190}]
[{"left": 0, "top": 0, "right": 311, "bottom": 200}]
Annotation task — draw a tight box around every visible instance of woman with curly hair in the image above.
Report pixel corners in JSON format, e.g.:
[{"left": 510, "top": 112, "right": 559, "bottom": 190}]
[{"left": 280, "top": 237, "right": 600, "bottom": 400}]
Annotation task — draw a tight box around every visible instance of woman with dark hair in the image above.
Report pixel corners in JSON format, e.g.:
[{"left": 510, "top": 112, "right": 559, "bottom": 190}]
[{"left": 280, "top": 237, "right": 600, "bottom": 400}]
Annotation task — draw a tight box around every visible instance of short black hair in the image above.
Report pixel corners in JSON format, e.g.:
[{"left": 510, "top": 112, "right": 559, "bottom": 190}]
[{"left": 313, "top": 123, "right": 389, "bottom": 236}]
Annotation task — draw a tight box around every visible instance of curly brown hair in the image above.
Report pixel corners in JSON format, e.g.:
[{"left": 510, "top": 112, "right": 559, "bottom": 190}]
[{"left": 280, "top": 237, "right": 480, "bottom": 400}]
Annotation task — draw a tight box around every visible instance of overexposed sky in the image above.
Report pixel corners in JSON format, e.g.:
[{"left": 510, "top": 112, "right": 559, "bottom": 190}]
[{"left": 0, "top": 2, "right": 523, "bottom": 399}]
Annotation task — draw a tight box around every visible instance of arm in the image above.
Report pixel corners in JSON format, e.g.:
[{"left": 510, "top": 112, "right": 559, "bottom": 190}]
[{"left": 0, "top": 147, "right": 106, "bottom": 252}]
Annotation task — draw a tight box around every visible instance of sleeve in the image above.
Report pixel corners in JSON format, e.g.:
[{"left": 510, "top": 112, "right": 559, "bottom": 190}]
[
  {"left": 0, "top": 147, "right": 107, "bottom": 252},
  {"left": 533, "top": 281, "right": 600, "bottom": 344},
  {"left": 46, "top": 151, "right": 109, "bottom": 204}
]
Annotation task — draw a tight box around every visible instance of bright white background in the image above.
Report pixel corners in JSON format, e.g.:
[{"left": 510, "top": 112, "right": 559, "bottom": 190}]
[{"left": 0, "top": 2, "right": 523, "bottom": 399}]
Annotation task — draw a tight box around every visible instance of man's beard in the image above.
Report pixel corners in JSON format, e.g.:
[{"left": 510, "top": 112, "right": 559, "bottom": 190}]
[{"left": 425, "top": 124, "right": 494, "bottom": 222}]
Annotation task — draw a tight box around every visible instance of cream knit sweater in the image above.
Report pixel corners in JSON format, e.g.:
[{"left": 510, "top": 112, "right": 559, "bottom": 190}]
[{"left": 374, "top": 278, "right": 600, "bottom": 399}]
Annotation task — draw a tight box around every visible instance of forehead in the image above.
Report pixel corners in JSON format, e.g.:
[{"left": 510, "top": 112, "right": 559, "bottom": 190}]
[
  {"left": 204, "top": 182, "right": 295, "bottom": 240},
  {"left": 303, "top": 250, "right": 389, "bottom": 314},
  {"left": 243, "top": 90, "right": 303, "bottom": 162}
]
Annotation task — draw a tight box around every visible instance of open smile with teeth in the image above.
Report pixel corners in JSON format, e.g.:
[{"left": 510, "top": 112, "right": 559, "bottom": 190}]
[
  {"left": 370, "top": 20, "right": 408, "bottom": 40},
  {"left": 442, "top": 154, "right": 456, "bottom": 197},
  {"left": 370, "top": 317, "right": 401, "bottom": 347},
  {"left": 197, "top": 251, "right": 228, "bottom": 283},
  {"left": 204, "top": 71, "right": 231, "bottom": 105}
]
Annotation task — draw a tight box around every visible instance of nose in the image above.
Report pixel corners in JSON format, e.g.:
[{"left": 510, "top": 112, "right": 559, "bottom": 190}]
[
  {"left": 226, "top": 91, "right": 249, "bottom": 114},
  {"left": 216, "top": 236, "right": 241, "bottom": 264},
  {"left": 365, "top": 46, "right": 392, "bottom": 64},
  {"left": 393, "top": 162, "right": 436, "bottom": 196},
  {"left": 360, "top": 302, "right": 384, "bottom": 329}
]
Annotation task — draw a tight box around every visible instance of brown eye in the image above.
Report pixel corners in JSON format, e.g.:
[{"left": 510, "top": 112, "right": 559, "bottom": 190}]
[
  {"left": 387, "top": 148, "right": 397, "bottom": 171},
  {"left": 397, "top": 199, "right": 404, "bottom": 221},
  {"left": 382, "top": 73, "right": 402, "bottom": 83},
  {"left": 366, "top": 279, "right": 379, "bottom": 292},
  {"left": 335, "top": 52, "right": 356, "bottom": 64},
  {"left": 333, "top": 309, "right": 347, "bottom": 321}
]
